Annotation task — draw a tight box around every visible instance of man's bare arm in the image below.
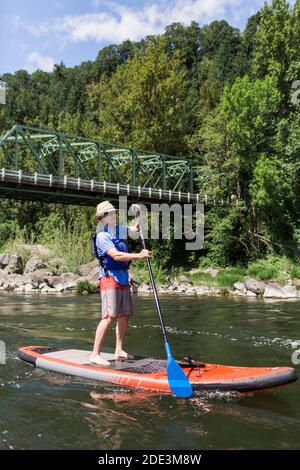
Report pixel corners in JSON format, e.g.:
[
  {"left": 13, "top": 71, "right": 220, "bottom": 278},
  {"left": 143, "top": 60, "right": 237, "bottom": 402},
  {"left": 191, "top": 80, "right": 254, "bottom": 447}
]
[{"left": 106, "top": 247, "right": 151, "bottom": 262}]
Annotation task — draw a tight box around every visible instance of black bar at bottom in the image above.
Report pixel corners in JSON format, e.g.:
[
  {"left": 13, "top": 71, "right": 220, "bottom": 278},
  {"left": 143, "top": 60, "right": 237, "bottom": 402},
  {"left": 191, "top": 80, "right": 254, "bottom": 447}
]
[{"left": 1, "top": 450, "right": 298, "bottom": 466}]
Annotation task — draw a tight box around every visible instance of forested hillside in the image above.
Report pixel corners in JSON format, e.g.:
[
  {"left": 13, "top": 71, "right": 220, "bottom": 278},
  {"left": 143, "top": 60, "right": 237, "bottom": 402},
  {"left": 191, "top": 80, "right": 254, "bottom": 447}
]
[{"left": 1, "top": 0, "right": 300, "bottom": 272}]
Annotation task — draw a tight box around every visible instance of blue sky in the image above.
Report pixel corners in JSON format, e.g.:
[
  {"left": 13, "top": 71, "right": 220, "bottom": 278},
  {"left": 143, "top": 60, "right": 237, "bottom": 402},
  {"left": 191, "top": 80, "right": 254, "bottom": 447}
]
[{"left": 0, "top": 0, "right": 293, "bottom": 74}]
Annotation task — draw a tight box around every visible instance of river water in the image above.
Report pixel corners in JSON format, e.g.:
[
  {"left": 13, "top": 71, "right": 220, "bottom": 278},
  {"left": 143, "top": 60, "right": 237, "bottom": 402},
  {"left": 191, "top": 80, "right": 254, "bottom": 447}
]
[{"left": 0, "top": 292, "right": 299, "bottom": 450}]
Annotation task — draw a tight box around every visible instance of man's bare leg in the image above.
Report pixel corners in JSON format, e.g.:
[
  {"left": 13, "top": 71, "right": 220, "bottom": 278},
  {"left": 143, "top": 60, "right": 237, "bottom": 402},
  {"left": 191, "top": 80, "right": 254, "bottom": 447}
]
[
  {"left": 115, "top": 316, "right": 134, "bottom": 359},
  {"left": 90, "top": 317, "right": 113, "bottom": 366}
]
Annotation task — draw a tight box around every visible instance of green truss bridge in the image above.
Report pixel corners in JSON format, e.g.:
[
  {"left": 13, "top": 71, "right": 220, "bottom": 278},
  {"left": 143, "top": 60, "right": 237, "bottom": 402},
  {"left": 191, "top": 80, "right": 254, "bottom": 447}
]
[{"left": 0, "top": 125, "right": 200, "bottom": 206}]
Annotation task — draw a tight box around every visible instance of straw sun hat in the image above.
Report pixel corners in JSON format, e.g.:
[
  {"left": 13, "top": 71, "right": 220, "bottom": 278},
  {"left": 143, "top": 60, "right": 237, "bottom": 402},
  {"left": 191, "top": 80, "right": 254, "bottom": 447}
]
[{"left": 93, "top": 200, "right": 117, "bottom": 223}]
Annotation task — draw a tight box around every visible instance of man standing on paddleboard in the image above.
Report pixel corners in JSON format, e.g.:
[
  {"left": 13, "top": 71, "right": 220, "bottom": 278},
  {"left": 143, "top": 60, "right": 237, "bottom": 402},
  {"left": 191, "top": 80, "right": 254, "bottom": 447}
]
[{"left": 90, "top": 200, "right": 151, "bottom": 366}]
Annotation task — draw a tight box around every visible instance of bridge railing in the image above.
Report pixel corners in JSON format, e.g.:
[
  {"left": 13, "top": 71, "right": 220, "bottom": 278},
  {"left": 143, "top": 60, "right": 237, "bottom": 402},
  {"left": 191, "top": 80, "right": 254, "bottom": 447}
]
[{"left": 0, "top": 168, "right": 199, "bottom": 204}]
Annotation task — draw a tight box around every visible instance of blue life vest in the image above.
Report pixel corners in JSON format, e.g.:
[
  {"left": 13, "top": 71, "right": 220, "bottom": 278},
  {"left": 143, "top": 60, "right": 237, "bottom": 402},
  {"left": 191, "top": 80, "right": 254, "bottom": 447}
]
[{"left": 92, "top": 225, "right": 131, "bottom": 274}]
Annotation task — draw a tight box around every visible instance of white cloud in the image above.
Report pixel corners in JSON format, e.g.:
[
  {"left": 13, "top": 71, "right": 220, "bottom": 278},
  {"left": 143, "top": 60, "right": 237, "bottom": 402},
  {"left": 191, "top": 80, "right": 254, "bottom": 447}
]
[
  {"left": 25, "top": 52, "right": 55, "bottom": 72},
  {"left": 23, "top": 0, "right": 243, "bottom": 46}
]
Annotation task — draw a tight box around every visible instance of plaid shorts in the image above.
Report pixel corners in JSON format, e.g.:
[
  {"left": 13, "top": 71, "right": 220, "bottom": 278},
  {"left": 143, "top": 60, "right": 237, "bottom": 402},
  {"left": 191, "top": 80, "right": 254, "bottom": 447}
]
[{"left": 99, "top": 276, "right": 133, "bottom": 319}]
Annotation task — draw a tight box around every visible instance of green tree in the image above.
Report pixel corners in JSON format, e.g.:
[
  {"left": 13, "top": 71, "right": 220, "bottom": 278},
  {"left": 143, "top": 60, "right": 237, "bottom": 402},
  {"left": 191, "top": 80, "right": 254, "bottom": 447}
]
[
  {"left": 242, "top": 12, "right": 262, "bottom": 74},
  {"left": 249, "top": 154, "right": 297, "bottom": 256},
  {"left": 163, "top": 22, "right": 203, "bottom": 70},
  {"left": 192, "top": 75, "right": 281, "bottom": 201},
  {"left": 191, "top": 74, "right": 283, "bottom": 260},
  {"left": 88, "top": 36, "right": 188, "bottom": 154},
  {"left": 252, "top": 0, "right": 295, "bottom": 111}
]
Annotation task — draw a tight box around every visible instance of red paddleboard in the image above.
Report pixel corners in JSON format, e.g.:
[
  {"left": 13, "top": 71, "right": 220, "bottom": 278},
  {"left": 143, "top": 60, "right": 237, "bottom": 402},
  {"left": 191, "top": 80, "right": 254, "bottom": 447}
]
[{"left": 17, "top": 346, "right": 297, "bottom": 394}]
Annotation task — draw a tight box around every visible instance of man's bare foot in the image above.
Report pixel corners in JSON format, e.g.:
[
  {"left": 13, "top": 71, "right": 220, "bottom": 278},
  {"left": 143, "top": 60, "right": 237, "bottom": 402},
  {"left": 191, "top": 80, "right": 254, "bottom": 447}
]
[
  {"left": 114, "top": 350, "right": 135, "bottom": 360},
  {"left": 90, "top": 354, "right": 110, "bottom": 366}
]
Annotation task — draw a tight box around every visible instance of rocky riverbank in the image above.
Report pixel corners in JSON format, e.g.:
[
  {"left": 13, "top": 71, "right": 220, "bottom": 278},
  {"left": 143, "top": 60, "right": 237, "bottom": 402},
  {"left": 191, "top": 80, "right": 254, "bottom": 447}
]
[
  {"left": 149, "top": 274, "right": 299, "bottom": 299},
  {"left": 1, "top": 248, "right": 300, "bottom": 299},
  {"left": 0, "top": 250, "right": 99, "bottom": 294}
]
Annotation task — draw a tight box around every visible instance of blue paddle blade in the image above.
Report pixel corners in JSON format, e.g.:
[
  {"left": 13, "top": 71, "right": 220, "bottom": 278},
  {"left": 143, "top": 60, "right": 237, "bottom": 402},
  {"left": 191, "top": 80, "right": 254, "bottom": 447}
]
[{"left": 165, "top": 343, "right": 193, "bottom": 398}]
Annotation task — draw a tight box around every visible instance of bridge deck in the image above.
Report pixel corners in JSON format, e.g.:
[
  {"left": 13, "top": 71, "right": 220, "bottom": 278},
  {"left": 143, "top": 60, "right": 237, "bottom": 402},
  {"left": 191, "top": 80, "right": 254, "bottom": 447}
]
[{"left": 0, "top": 168, "right": 200, "bottom": 206}]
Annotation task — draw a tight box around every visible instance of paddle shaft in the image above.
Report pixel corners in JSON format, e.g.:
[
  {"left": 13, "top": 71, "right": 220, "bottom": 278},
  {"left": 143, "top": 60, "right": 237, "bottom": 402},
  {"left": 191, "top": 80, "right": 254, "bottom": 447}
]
[{"left": 135, "top": 210, "right": 169, "bottom": 345}]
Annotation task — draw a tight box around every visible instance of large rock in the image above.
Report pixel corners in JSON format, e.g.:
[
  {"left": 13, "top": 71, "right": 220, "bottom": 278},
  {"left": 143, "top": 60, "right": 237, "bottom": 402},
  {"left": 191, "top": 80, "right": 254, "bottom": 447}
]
[
  {"left": 29, "top": 269, "right": 54, "bottom": 286},
  {"left": 51, "top": 272, "right": 80, "bottom": 287},
  {"left": 39, "top": 283, "right": 57, "bottom": 293},
  {"left": 0, "top": 254, "right": 11, "bottom": 267},
  {"left": 24, "top": 283, "right": 36, "bottom": 292},
  {"left": 54, "top": 281, "right": 79, "bottom": 292},
  {"left": 264, "top": 283, "right": 298, "bottom": 298},
  {"left": 233, "top": 289, "right": 247, "bottom": 296},
  {"left": 59, "top": 272, "right": 80, "bottom": 283},
  {"left": 233, "top": 281, "right": 246, "bottom": 292},
  {"left": 0, "top": 273, "right": 25, "bottom": 290},
  {"left": 245, "top": 290, "right": 257, "bottom": 297},
  {"left": 0, "top": 253, "right": 23, "bottom": 274},
  {"left": 78, "top": 260, "right": 98, "bottom": 276},
  {"left": 46, "top": 275, "right": 59, "bottom": 287},
  {"left": 24, "top": 256, "right": 45, "bottom": 273},
  {"left": 244, "top": 277, "right": 265, "bottom": 295},
  {"left": 54, "top": 284, "right": 67, "bottom": 292},
  {"left": 46, "top": 257, "right": 67, "bottom": 273},
  {"left": 50, "top": 272, "right": 81, "bottom": 292},
  {"left": 84, "top": 266, "right": 99, "bottom": 283}
]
